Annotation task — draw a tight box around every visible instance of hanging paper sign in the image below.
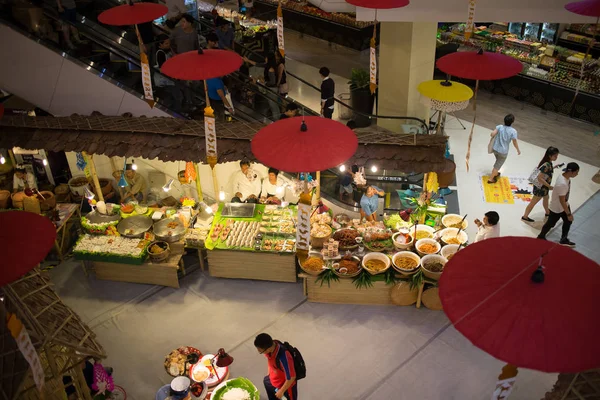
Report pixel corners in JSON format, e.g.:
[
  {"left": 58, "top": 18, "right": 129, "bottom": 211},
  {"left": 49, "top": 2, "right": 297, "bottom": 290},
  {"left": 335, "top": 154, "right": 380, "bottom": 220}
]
[
  {"left": 184, "top": 162, "right": 197, "bottom": 183},
  {"left": 140, "top": 51, "right": 156, "bottom": 108},
  {"left": 369, "top": 27, "right": 377, "bottom": 95},
  {"left": 464, "top": 0, "right": 477, "bottom": 40},
  {"left": 277, "top": 2, "right": 285, "bottom": 56},
  {"left": 204, "top": 108, "right": 217, "bottom": 167},
  {"left": 7, "top": 313, "right": 45, "bottom": 392},
  {"left": 76, "top": 152, "right": 87, "bottom": 171},
  {"left": 296, "top": 202, "right": 310, "bottom": 251}
]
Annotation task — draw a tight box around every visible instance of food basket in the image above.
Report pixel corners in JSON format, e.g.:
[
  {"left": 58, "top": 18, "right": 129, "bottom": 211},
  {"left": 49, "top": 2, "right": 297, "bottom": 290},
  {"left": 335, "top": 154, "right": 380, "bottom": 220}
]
[
  {"left": 361, "top": 252, "right": 391, "bottom": 275},
  {"left": 332, "top": 256, "right": 362, "bottom": 278},
  {"left": 148, "top": 241, "right": 171, "bottom": 262},
  {"left": 299, "top": 254, "right": 327, "bottom": 276},
  {"left": 164, "top": 346, "right": 203, "bottom": 377},
  {"left": 392, "top": 251, "right": 421, "bottom": 277},
  {"left": 420, "top": 254, "right": 448, "bottom": 280},
  {"left": 310, "top": 224, "right": 332, "bottom": 248}
]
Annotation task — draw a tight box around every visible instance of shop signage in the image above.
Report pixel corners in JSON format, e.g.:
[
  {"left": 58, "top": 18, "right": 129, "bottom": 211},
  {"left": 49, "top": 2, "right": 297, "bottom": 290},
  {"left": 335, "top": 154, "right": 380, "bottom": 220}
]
[
  {"left": 465, "top": 0, "right": 477, "bottom": 40},
  {"left": 277, "top": 2, "right": 285, "bottom": 56},
  {"left": 140, "top": 52, "right": 155, "bottom": 108},
  {"left": 296, "top": 202, "right": 310, "bottom": 251},
  {"left": 205, "top": 114, "right": 217, "bottom": 160},
  {"left": 6, "top": 313, "right": 45, "bottom": 391}
]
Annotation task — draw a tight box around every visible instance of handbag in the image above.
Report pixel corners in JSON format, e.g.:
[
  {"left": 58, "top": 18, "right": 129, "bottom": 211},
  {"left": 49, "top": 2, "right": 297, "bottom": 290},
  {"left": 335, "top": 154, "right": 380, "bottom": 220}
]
[
  {"left": 528, "top": 167, "right": 541, "bottom": 186},
  {"left": 488, "top": 134, "right": 496, "bottom": 154}
]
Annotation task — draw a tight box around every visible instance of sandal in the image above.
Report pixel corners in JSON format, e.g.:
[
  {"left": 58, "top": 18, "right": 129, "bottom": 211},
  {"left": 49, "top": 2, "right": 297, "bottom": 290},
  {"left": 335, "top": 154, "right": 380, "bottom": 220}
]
[
  {"left": 521, "top": 216, "right": 535, "bottom": 222},
  {"left": 487, "top": 176, "right": 498, "bottom": 184}
]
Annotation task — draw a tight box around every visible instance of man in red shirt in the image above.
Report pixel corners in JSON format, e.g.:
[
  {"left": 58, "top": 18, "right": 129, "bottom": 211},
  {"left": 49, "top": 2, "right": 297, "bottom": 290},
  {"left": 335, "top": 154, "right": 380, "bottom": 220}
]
[{"left": 254, "top": 333, "right": 297, "bottom": 400}]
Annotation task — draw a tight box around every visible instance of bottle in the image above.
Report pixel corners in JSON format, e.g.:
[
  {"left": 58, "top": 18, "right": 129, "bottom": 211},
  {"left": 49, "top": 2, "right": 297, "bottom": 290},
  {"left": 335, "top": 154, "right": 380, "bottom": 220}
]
[{"left": 274, "top": 389, "right": 288, "bottom": 400}]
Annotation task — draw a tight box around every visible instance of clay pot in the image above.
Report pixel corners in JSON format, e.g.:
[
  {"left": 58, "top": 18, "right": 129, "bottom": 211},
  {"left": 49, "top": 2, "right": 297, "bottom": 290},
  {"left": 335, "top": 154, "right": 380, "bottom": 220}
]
[
  {"left": 11, "top": 191, "right": 26, "bottom": 209},
  {"left": 97, "top": 178, "right": 113, "bottom": 196},
  {"left": 0, "top": 190, "right": 10, "bottom": 209},
  {"left": 38, "top": 191, "right": 56, "bottom": 210}
]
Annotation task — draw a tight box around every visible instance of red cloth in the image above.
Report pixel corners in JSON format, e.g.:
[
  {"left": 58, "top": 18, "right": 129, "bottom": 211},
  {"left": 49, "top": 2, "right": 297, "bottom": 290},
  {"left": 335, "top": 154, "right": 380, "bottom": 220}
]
[
  {"left": 161, "top": 50, "right": 243, "bottom": 81},
  {"left": 439, "top": 237, "right": 600, "bottom": 373},
  {"left": 0, "top": 211, "right": 57, "bottom": 286},
  {"left": 436, "top": 51, "right": 523, "bottom": 81},
  {"left": 251, "top": 117, "right": 358, "bottom": 173},
  {"left": 266, "top": 342, "right": 296, "bottom": 388},
  {"left": 98, "top": 3, "right": 167, "bottom": 26},
  {"left": 346, "top": 0, "right": 409, "bottom": 8},
  {"left": 565, "top": 0, "right": 600, "bottom": 16}
]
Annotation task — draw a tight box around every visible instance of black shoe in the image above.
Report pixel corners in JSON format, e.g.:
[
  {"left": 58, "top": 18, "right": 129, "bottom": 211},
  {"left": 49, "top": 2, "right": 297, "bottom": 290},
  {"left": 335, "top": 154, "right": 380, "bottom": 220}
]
[
  {"left": 521, "top": 216, "right": 535, "bottom": 222},
  {"left": 559, "top": 238, "right": 576, "bottom": 247},
  {"left": 537, "top": 236, "right": 546, "bottom": 240}
]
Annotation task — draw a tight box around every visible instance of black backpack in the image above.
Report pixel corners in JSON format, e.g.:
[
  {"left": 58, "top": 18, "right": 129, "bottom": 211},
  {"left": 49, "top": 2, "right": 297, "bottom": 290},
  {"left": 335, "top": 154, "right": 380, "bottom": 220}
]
[{"left": 275, "top": 341, "right": 306, "bottom": 380}]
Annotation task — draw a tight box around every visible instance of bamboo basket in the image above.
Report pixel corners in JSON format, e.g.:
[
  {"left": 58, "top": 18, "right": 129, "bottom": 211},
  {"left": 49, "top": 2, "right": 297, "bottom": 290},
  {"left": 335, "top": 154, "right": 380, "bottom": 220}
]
[
  {"left": 23, "top": 196, "right": 41, "bottom": 214},
  {"left": 422, "top": 287, "right": 443, "bottom": 310},
  {"left": 0, "top": 190, "right": 10, "bottom": 209},
  {"left": 390, "top": 281, "right": 419, "bottom": 306},
  {"left": 148, "top": 241, "right": 171, "bottom": 262},
  {"left": 11, "top": 191, "right": 26, "bottom": 209}
]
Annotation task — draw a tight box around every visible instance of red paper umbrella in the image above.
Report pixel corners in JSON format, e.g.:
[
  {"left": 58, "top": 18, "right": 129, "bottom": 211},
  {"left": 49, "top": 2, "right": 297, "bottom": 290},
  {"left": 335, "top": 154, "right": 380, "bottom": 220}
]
[
  {"left": 439, "top": 237, "right": 600, "bottom": 373},
  {"left": 161, "top": 49, "right": 243, "bottom": 81},
  {"left": 346, "top": 0, "right": 409, "bottom": 9},
  {"left": 251, "top": 116, "right": 358, "bottom": 172},
  {"left": 98, "top": 2, "right": 167, "bottom": 26},
  {"left": 565, "top": 0, "right": 600, "bottom": 16},
  {"left": 436, "top": 50, "right": 523, "bottom": 81},
  {"left": 0, "top": 211, "right": 57, "bottom": 287}
]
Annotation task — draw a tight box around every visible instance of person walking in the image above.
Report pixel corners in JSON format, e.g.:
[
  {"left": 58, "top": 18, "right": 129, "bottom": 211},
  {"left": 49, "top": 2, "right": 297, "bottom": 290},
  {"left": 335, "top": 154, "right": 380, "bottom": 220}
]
[
  {"left": 254, "top": 333, "right": 298, "bottom": 400},
  {"left": 275, "top": 51, "right": 288, "bottom": 99},
  {"left": 537, "top": 162, "right": 580, "bottom": 247},
  {"left": 488, "top": 114, "right": 521, "bottom": 184},
  {"left": 319, "top": 67, "right": 335, "bottom": 119},
  {"left": 154, "top": 35, "right": 184, "bottom": 113},
  {"left": 522, "top": 146, "right": 560, "bottom": 222},
  {"left": 474, "top": 211, "right": 500, "bottom": 242}
]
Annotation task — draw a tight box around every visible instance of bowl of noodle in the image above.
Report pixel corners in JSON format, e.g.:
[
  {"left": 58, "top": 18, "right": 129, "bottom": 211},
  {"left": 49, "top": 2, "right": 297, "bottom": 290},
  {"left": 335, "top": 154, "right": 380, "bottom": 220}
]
[
  {"left": 361, "top": 252, "right": 391, "bottom": 275},
  {"left": 438, "top": 228, "right": 468, "bottom": 245},
  {"left": 442, "top": 214, "right": 468, "bottom": 230},
  {"left": 392, "top": 251, "right": 421, "bottom": 276}
]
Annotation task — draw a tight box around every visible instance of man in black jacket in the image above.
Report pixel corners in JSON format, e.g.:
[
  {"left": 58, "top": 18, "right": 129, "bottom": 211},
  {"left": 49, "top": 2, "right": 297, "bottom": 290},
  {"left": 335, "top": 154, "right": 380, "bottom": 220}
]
[{"left": 319, "top": 67, "right": 335, "bottom": 119}]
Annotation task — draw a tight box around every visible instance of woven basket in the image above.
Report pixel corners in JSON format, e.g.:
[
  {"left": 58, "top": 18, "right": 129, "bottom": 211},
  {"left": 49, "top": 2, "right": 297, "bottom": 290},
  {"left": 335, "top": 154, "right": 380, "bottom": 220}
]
[
  {"left": 421, "top": 287, "right": 443, "bottom": 310},
  {"left": 148, "top": 241, "right": 171, "bottom": 262},
  {"left": 390, "top": 282, "right": 418, "bottom": 306},
  {"left": 299, "top": 257, "right": 326, "bottom": 276}
]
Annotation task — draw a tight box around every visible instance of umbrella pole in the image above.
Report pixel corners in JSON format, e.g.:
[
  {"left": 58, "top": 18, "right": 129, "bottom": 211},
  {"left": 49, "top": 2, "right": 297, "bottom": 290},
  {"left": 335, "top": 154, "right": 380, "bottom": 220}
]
[
  {"left": 492, "top": 364, "right": 519, "bottom": 399},
  {"left": 465, "top": 80, "right": 479, "bottom": 172},
  {"left": 204, "top": 79, "right": 220, "bottom": 201},
  {"left": 316, "top": 171, "right": 321, "bottom": 201},
  {"left": 194, "top": 162, "right": 204, "bottom": 202}
]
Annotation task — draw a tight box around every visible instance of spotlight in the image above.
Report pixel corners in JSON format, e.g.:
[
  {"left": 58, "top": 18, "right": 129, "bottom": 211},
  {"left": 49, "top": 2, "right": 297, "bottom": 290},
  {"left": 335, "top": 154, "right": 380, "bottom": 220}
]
[
  {"left": 0, "top": 156, "right": 5, "bottom": 165},
  {"left": 339, "top": 165, "right": 346, "bottom": 172},
  {"left": 84, "top": 186, "right": 95, "bottom": 200},
  {"left": 42, "top": 159, "right": 48, "bottom": 166},
  {"left": 219, "top": 189, "right": 226, "bottom": 201},
  {"left": 162, "top": 179, "right": 174, "bottom": 192},
  {"left": 200, "top": 202, "right": 213, "bottom": 214},
  {"left": 131, "top": 160, "right": 138, "bottom": 171},
  {"left": 371, "top": 165, "right": 378, "bottom": 173}
]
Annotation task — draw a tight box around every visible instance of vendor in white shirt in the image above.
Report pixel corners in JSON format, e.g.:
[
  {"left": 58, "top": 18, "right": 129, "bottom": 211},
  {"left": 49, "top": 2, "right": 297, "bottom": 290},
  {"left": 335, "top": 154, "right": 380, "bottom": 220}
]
[
  {"left": 474, "top": 211, "right": 500, "bottom": 242},
  {"left": 231, "top": 160, "right": 262, "bottom": 203},
  {"left": 261, "top": 168, "right": 286, "bottom": 204},
  {"left": 12, "top": 167, "right": 37, "bottom": 193}
]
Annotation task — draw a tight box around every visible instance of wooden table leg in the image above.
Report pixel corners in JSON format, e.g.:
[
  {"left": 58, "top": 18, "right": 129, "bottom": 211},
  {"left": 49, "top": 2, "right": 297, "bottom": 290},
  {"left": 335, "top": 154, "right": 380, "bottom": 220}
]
[
  {"left": 179, "top": 258, "right": 186, "bottom": 276},
  {"left": 198, "top": 249, "right": 206, "bottom": 272},
  {"left": 80, "top": 260, "right": 89, "bottom": 277},
  {"left": 416, "top": 282, "right": 425, "bottom": 309},
  {"left": 54, "top": 239, "right": 63, "bottom": 262}
]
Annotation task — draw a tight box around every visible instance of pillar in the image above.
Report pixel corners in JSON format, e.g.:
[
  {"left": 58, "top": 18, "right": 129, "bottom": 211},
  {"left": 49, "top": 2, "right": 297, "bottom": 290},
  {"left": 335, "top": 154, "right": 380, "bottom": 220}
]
[{"left": 377, "top": 22, "right": 437, "bottom": 132}]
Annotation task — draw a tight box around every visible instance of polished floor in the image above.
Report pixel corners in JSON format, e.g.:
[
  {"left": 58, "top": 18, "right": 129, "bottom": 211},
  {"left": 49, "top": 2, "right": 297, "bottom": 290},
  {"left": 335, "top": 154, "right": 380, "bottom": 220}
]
[{"left": 48, "top": 29, "right": 600, "bottom": 400}]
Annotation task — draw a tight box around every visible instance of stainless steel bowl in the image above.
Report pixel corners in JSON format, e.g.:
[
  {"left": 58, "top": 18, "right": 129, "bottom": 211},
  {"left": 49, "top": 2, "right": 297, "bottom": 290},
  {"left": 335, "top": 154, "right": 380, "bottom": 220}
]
[
  {"left": 117, "top": 215, "right": 153, "bottom": 238},
  {"left": 154, "top": 217, "right": 187, "bottom": 243}
]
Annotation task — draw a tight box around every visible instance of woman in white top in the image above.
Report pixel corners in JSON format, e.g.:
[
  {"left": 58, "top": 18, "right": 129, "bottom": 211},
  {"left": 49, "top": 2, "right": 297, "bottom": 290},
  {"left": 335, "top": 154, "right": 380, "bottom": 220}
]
[
  {"left": 261, "top": 167, "right": 286, "bottom": 204},
  {"left": 474, "top": 211, "right": 500, "bottom": 243}
]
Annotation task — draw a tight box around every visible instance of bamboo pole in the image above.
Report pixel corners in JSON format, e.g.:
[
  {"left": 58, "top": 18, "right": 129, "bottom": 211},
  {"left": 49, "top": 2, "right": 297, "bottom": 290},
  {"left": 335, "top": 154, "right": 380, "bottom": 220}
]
[
  {"left": 315, "top": 171, "right": 321, "bottom": 201},
  {"left": 194, "top": 163, "right": 204, "bottom": 202},
  {"left": 211, "top": 166, "right": 219, "bottom": 202},
  {"left": 82, "top": 152, "right": 104, "bottom": 202}
]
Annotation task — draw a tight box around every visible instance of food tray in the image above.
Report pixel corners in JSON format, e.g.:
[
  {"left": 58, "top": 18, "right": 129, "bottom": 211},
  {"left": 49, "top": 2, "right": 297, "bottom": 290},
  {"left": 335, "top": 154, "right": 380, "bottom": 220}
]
[
  {"left": 221, "top": 203, "right": 256, "bottom": 218},
  {"left": 164, "top": 346, "right": 203, "bottom": 377},
  {"left": 154, "top": 217, "right": 187, "bottom": 243},
  {"left": 261, "top": 235, "right": 295, "bottom": 252},
  {"left": 332, "top": 228, "right": 360, "bottom": 250},
  {"left": 117, "top": 215, "right": 153, "bottom": 238},
  {"left": 332, "top": 256, "right": 362, "bottom": 278}
]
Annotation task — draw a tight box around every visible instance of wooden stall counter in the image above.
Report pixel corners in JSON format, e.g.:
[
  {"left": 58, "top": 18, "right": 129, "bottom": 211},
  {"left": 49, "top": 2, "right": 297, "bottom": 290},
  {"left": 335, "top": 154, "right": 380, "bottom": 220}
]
[
  {"left": 92, "top": 243, "right": 185, "bottom": 288},
  {"left": 207, "top": 250, "right": 297, "bottom": 283}
]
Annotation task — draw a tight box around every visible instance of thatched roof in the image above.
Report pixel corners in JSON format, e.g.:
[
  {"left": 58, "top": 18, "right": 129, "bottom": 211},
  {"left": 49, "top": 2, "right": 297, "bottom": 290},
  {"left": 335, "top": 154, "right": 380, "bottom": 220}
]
[
  {"left": 1, "top": 269, "right": 105, "bottom": 400},
  {"left": 0, "top": 115, "right": 448, "bottom": 172}
]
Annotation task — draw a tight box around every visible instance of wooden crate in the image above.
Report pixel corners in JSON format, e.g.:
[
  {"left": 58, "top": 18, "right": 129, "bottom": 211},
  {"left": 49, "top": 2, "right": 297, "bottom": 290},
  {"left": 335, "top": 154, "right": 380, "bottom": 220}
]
[
  {"left": 207, "top": 250, "right": 297, "bottom": 283},
  {"left": 302, "top": 274, "right": 394, "bottom": 305},
  {"left": 93, "top": 243, "right": 184, "bottom": 288}
]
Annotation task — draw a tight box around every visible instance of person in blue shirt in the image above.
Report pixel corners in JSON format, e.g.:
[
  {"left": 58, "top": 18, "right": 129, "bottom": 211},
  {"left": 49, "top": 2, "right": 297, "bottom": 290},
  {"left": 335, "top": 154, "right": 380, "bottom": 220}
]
[
  {"left": 488, "top": 114, "right": 521, "bottom": 184},
  {"left": 360, "top": 185, "right": 384, "bottom": 222},
  {"left": 206, "top": 77, "right": 233, "bottom": 120}
]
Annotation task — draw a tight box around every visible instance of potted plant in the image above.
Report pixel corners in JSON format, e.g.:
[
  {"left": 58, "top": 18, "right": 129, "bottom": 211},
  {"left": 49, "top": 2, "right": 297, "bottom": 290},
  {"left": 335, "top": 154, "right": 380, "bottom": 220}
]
[{"left": 348, "top": 68, "right": 374, "bottom": 128}]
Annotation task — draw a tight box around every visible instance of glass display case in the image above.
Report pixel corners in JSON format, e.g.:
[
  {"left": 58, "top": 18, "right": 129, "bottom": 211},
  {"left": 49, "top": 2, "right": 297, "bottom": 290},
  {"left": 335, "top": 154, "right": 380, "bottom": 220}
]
[
  {"left": 524, "top": 23, "right": 541, "bottom": 41},
  {"left": 509, "top": 23, "right": 524, "bottom": 36},
  {"left": 541, "top": 23, "right": 559, "bottom": 43}
]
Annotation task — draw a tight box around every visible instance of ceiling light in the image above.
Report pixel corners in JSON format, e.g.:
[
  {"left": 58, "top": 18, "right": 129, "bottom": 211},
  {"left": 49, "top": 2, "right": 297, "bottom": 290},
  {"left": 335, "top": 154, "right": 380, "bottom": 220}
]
[
  {"left": 42, "top": 159, "right": 48, "bottom": 166},
  {"left": 219, "top": 189, "right": 226, "bottom": 201},
  {"left": 339, "top": 165, "right": 346, "bottom": 172},
  {"left": 0, "top": 156, "right": 5, "bottom": 165},
  {"left": 131, "top": 160, "right": 138, "bottom": 171},
  {"left": 371, "top": 165, "right": 378, "bottom": 173}
]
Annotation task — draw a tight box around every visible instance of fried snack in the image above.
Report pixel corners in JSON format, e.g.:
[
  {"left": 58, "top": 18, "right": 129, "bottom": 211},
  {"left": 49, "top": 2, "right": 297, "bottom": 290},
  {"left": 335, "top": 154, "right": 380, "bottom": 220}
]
[
  {"left": 418, "top": 242, "right": 439, "bottom": 254},
  {"left": 303, "top": 257, "right": 325, "bottom": 272}
]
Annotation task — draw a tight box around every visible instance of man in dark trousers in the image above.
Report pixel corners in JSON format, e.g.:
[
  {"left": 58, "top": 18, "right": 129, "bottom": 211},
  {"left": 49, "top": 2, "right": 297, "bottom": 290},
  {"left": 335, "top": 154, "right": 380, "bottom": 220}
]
[
  {"left": 255, "top": 333, "right": 297, "bottom": 400},
  {"left": 319, "top": 67, "right": 335, "bottom": 119}
]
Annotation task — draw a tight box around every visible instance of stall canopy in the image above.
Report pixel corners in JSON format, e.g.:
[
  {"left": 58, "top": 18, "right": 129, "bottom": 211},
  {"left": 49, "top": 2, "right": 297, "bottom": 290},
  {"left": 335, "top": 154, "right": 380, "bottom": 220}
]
[{"left": 0, "top": 114, "right": 448, "bottom": 172}]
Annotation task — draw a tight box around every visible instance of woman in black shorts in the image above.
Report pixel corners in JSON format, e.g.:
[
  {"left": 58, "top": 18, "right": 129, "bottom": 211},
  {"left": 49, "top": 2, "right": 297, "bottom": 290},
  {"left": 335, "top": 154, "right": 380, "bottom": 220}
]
[{"left": 522, "top": 146, "right": 560, "bottom": 222}]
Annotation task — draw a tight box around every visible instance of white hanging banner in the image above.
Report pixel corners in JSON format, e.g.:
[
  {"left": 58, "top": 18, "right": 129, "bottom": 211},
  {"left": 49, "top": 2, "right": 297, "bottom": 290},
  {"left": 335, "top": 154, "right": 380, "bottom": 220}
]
[
  {"left": 140, "top": 52, "right": 156, "bottom": 108},
  {"left": 491, "top": 377, "right": 516, "bottom": 400},
  {"left": 369, "top": 45, "right": 377, "bottom": 94},
  {"left": 7, "top": 314, "right": 45, "bottom": 392},
  {"left": 204, "top": 114, "right": 217, "bottom": 160},
  {"left": 296, "top": 202, "right": 310, "bottom": 251},
  {"left": 465, "top": 0, "right": 477, "bottom": 40},
  {"left": 277, "top": 2, "right": 285, "bottom": 55}
]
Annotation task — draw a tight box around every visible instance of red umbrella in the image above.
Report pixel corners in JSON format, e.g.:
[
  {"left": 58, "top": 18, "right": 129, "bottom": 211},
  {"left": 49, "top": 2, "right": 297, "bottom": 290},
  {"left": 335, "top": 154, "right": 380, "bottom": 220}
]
[
  {"left": 0, "top": 211, "right": 57, "bottom": 287},
  {"left": 346, "top": 0, "right": 409, "bottom": 9},
  {"left": 565, "top": 0, "right": 600, "bottom": 16},
  {"left": 98, "top": 2, "right": 167, "bottom": 26},
  {"left": 436, "top": 50, "right": 523, "bottom": 171},
  {"left": 251, "top": 116, "right": 358, "bottom": 173},
  {"left": 439, "top": 237, "right": 600, "bottom": 373},
  {"left": 436, "top": 51, "right": 523, "bottom": 81},
  {"left": 160, "top": 49, "right": 243, "bottom": 81}
]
